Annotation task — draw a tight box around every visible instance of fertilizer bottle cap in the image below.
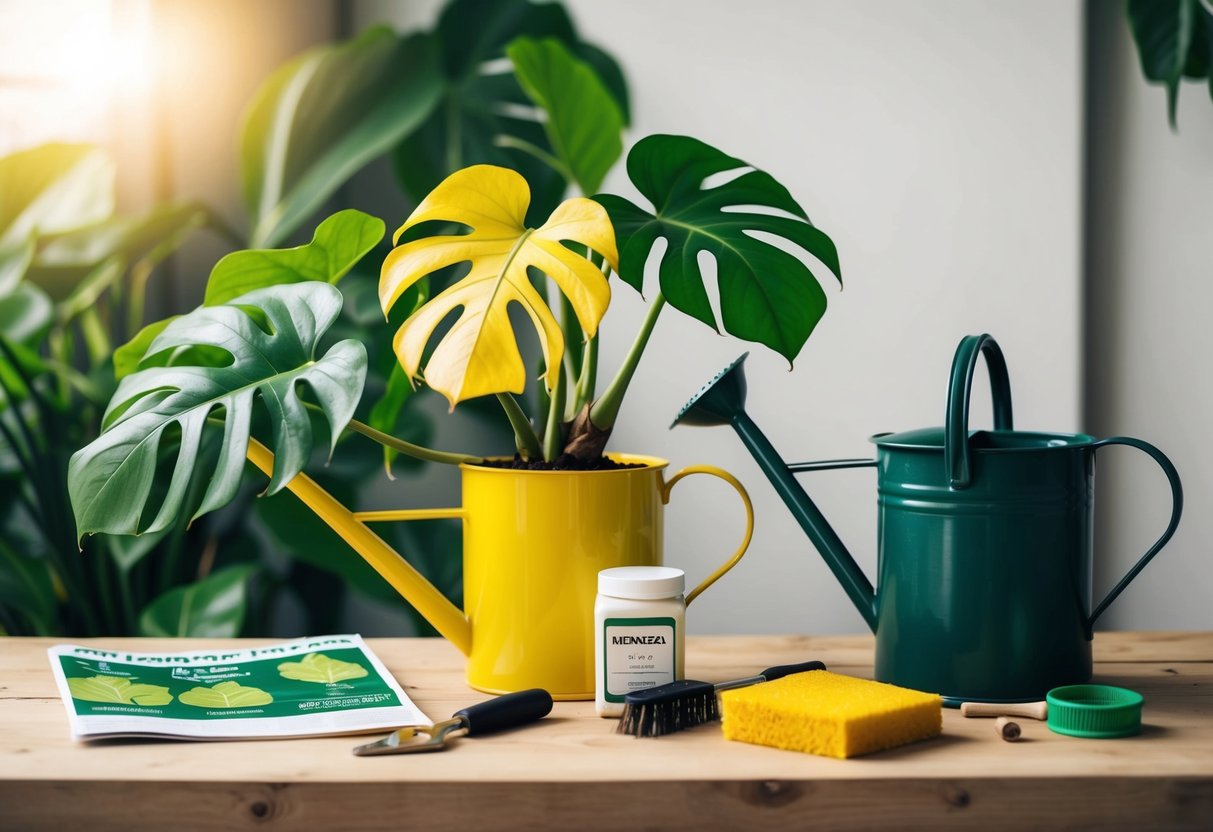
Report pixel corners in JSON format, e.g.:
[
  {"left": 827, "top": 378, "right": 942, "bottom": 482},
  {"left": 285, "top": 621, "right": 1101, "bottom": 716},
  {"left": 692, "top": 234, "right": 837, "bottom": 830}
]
[
  {"left": 598, "top": 566, "right": 685, "bottom": 600},
  {"left": 1046, "top": 684, "right": 1143, "bottom": 739}
]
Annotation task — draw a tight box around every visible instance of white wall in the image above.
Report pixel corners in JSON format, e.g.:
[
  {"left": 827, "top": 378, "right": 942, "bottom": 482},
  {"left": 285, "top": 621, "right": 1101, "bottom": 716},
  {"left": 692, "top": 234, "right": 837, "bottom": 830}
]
[
  {"left": 356, "top": 0, "right": 1086, "bottom": 635},
  {"left": 1085, "top": 3, "right": 1213, "bottom": 631}
]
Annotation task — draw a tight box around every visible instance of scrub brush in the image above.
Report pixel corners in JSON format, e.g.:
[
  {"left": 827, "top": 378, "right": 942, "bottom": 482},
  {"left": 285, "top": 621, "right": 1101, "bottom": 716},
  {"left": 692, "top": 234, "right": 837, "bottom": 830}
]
[{"left": 616, "top": 660, "right": 826, "bottom": 737}]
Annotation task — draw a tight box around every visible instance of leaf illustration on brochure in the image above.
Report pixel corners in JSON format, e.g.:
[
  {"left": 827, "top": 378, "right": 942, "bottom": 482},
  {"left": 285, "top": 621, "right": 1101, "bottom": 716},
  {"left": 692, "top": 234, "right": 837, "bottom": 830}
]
[
  {"left": 178, "top": 681, "right": 274, "bottom": 708},
  {"left": 278, "top": 652, "right": 369, "bottom": 684},
  {"left": 67, "top": 676, "right": 173, "bottom": 706}
]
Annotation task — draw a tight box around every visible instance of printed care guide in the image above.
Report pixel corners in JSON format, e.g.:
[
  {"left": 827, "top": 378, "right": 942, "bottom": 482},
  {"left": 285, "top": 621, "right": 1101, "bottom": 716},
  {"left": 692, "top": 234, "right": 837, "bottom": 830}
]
[{"left": 48, "top": 635, "right": 428, "bottom": 740}]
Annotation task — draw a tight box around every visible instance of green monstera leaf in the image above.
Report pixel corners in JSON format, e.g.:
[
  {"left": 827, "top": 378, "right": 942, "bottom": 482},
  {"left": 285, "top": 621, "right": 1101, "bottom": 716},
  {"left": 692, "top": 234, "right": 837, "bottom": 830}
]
[
  {"left": 242, "top": 26, "right": 442, "bottom": 248},
  {"left": 594, "top": 134, "right": 842, "bottom": 364},
  {"left": 67, "top": 676, "right": 173, "bottom": 706},
  {"left": 1127, "top": 0, "right": 1213, "bottom": 127},
  {"left": 393, "top": 0, "right": 629, "bottom": 223},
  {"left": 67, "top": 282, "right": 367, "bottom": 537},
  {"left": 278, "top": 652, "right": 369, "bottom": 684},
  {"left": 138, "top": 564, "right": 256, "bottom": 637},
  {"left": 179, "top": 680, "right": 273, "bottom": 708},
  {"left": 507, "top": 37, "right": 623, "bottom": 195},
  {"left": 205, "top": 209, "right": 384, "bottom": 306}
]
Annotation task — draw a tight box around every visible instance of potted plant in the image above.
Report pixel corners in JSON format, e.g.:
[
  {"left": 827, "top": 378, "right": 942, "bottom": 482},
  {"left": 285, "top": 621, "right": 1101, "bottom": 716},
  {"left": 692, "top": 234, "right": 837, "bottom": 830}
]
[{"left": 67, "top": 22, "right": 841, "bottom": 696}]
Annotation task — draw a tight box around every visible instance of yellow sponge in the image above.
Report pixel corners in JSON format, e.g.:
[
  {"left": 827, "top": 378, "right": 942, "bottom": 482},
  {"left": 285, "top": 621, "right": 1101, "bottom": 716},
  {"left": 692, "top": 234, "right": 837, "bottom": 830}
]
[{"left": 720, "top": 670, "right": 941, "bottom": 759}]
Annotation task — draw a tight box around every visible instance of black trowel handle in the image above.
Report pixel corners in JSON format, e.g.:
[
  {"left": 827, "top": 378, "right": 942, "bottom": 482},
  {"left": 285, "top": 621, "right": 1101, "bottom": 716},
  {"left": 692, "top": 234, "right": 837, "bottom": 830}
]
[
  {"left": 759, "top": 660, "right": 827, "bottom": 682},
  {"left": 454, "top": 689, "right": 554, "bottom": 736}
]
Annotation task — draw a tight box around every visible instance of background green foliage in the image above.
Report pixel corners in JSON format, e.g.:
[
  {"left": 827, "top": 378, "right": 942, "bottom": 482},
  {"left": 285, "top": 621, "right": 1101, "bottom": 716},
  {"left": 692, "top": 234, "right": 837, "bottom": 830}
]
[
  {"left": 1127, "top": 0, "right": 1213, "bottom": 126},
  {"left": 0, "top": 0, "right": 626, "bottom": 638}
]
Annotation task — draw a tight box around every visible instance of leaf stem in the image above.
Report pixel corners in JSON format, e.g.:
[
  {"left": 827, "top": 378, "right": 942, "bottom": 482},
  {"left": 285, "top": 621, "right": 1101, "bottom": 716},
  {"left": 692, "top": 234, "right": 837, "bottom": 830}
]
[
  {"left": 344, "top": 416, "right": 482, "bottom": 466},
  {"left": 543, "top": 371, "right": 566, "bottom": 462},
  {"left": 590, "top": 293, "right": 666, "bottom": 431},
  {"left": 494, "top": 134, "right": 575, "bottom": 182},
  {"left": 574, "top": 333, "right": 598, "bottom": 415},
  {"left": 495, "top": 393, "right": 541, "bottom": 459}
]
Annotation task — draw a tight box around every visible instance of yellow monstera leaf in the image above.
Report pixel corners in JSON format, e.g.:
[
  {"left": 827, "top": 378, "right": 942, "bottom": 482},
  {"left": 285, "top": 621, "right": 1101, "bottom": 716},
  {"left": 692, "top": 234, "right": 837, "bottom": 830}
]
[{"left": 379, "top": 164, "right": 617, "bottom": 406}]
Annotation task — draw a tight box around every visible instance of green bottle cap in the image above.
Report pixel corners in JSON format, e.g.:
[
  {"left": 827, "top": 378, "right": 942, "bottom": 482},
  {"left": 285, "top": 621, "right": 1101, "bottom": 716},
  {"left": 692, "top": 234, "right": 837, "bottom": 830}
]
[{"left": 1045, "top": 684, "right": 1143, "bottom": 739}]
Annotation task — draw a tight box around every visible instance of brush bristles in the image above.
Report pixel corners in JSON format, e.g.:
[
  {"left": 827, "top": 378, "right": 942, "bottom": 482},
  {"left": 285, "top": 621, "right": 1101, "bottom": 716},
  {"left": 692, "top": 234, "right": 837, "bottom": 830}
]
[{"left": 616, "top": 680, "right": 719, "bottom": 737}]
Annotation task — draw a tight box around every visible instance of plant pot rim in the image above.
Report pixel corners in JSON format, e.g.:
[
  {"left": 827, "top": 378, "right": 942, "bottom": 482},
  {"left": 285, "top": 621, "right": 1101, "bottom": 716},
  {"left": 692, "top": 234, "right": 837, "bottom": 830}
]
[{"left": 460, "top": 453, "right": 669, "bottom": 474}]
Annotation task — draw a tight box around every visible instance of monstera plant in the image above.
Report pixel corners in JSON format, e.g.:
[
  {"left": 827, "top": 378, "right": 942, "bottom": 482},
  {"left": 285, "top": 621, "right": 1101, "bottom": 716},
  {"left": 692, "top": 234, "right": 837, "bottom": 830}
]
[
  {"left": 62, "top": 0, "right": 841, "bottom": 649},
  {"left": 68, "top": 126, "right": 840, "bottom": 539}
]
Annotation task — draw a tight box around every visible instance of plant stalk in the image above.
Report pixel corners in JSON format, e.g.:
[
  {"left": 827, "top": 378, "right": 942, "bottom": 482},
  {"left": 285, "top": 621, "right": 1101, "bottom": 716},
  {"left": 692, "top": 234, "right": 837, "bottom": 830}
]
[
  {"left": 543, "top": 371, "right": 566, "bottom": 462},
  {"left": 589, "top": 293, "right": 666, "bottom": 431},
  {"left": 494, "top": 135, "right": 574, "bottom": 182},
  {"left": 496, "top": 393, "right": 541, "bottom": 459},
  {"left": 574, "top": 333, "right": 598, "bottom": 416},
  {"left": 344, "top": 416, "right": 482, "bottom": 466}
]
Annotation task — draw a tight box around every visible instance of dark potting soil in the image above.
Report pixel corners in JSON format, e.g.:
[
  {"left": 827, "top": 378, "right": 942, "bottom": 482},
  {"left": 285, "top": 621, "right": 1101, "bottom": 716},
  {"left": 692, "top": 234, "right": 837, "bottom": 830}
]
[{"left": 474, "top": 454, "right": 644, "bottom": 471}]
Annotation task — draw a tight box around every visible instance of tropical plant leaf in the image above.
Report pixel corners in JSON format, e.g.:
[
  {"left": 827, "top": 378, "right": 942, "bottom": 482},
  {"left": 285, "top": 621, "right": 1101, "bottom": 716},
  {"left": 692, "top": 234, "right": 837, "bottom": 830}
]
[
  {"left": 67, "top": 675, "right": 173, "bottom": 706},
  {"left": 278, "top": 652, "right": 369, "bottom": 683},
  {"left": 205, "top": 209, "right": 384, "bottom": 306},
  {"left": 31, "top": 200, "right": 207, "bottom": 275},
  {"left": 507, "top": 37, "right": 624, "bottom": 194},
  {"left": 1127, "top": 0, "right": 1213, "bottom": 126},
  {"left": 0, "top": 144, "right": 113, "bottom": 247},
  {"left": 179, "top": 680, "right": 273, "bottom": 708},
  {"left": 380, "top": 165, "right": 617, "bottom": 405},
  {"left": 392, "top": 0, "right": 628, "bottom": 223},
  {"left": 112, "top": 318, "right": 176, "bottom": 381},
  {"left": 68, "top": 282, "right": 367, "bottom": 536},
  {"left": 137, "top": 564, "right": 256, "bottom": 638},
  {"left": 242, "top": 26, "right": 442, "bottom": 248},
  {"left": 594, "top": 134, "right": 841, "bottom": 364},
  {"left": 0, "top": 282, "right": 53, "bottom": 345}
]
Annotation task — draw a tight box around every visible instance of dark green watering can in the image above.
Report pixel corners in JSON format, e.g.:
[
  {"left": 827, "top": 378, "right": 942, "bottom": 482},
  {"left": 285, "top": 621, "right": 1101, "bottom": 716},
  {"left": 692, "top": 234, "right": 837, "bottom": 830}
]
[{"left": 674, "top": 334, "right": 1183, "bottom": 704}]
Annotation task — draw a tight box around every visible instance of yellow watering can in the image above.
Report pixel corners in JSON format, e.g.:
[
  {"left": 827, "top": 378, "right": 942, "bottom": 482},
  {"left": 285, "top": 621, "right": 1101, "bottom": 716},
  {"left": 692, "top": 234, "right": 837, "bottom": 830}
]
[{"left": 247, "top": 440, "right": 754, "bottom": 699}]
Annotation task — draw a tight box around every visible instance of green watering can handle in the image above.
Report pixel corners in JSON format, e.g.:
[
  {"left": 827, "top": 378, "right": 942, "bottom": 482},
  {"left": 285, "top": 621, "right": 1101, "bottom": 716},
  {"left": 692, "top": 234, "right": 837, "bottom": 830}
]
[
  {"left": 945, "top": 334, "right": 1015, "bottom": 489},
  {"left": 1087, "top": 436, "right": 1184, "bottom": 628}
]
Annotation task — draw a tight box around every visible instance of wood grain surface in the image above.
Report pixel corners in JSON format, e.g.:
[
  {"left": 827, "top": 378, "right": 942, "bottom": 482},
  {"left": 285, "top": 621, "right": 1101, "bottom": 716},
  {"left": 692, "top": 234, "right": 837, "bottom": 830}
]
[{"left": 1, "top": 632, "right": 1210, "bottom": 831}]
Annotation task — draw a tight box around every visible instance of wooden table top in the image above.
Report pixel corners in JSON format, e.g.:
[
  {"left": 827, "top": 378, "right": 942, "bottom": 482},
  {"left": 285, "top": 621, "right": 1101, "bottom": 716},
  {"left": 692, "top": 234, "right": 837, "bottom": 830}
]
[{"left": 1, "top": 632, "right": 1210, "bottom": 831}]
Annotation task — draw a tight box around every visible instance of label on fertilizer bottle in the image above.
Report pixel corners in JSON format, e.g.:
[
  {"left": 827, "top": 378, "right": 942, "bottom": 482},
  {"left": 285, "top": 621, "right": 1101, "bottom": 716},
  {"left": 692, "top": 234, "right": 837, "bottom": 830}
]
[{"left": 602, "top": 617, "right": 677, "bottom": 702}]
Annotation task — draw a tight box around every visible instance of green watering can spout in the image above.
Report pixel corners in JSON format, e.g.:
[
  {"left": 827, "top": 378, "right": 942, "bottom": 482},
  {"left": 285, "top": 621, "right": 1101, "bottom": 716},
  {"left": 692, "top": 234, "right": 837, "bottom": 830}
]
[{"left": 673, "top": 354, "right": 879, "bottom": 632}]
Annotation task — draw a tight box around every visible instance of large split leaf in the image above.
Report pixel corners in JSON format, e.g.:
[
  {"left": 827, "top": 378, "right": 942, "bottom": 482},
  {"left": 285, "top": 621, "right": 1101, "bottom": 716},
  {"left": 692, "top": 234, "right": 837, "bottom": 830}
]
[
  {"left": 0, "top": 144, "right": 113, "bottom": 247},
  {"left": 1127, "top": 0, "right": 1213, "bottom": 127},
  {"left": 277, "top": 652, "right": 368, "bottom": 684},
  {"left": 179, "top": 680, "right": 273, "bottom": 708},
  {"left": 205, "top": 209, "right": 384, "bottom": 305},
  {"left": 68, "top": 282, "right": 367, "bottom": 537},
  {"left": 392, "top": 0, "right": 629, "bottom": 223},
  {"left": 138, "top": 564, "right": 256, "bottom": 638},
  {"left": 380, "top": 165, "right": 617, "bottom": 405},
  {"left": 507, "top": 37, "right": 623, "bottom": 194},
  {"left": 594, "top": 134, "right": 841, "bottom": 364},
  {"left": 67, "top": 676, "right": 173, "bottom": 706},
  {"left": 242, "top": 26, "right": 442, "bottom": 248}
]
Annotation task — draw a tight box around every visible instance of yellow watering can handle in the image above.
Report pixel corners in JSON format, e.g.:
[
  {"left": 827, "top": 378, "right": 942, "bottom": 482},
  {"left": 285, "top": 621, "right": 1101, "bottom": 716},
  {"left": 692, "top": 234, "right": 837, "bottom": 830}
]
[{"left": 661, "top": 465, "right": 755, "bottom": 606}]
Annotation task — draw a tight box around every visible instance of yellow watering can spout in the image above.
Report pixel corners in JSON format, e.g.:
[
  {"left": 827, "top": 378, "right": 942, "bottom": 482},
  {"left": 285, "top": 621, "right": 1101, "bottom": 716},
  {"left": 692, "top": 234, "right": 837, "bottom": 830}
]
[{"left": 245, "top": 439, "right": 472, "bottom": 655}]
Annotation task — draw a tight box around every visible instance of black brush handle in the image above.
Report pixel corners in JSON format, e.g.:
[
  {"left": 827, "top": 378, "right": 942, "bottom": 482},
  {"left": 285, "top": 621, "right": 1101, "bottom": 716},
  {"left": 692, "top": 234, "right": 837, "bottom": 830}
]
[
  {"left": 455, "top": 689, "right": 553, "bottom": 736},
  {"left": 759, "top": 660, "right": 826, "bottom": 681}
]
